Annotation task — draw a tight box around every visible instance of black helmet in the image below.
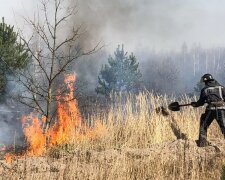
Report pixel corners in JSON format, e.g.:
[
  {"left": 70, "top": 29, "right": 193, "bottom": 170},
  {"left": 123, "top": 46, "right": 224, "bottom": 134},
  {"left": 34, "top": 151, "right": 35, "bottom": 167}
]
[{"left": 201, "top": 74, "right": 214, "bottom": 82}]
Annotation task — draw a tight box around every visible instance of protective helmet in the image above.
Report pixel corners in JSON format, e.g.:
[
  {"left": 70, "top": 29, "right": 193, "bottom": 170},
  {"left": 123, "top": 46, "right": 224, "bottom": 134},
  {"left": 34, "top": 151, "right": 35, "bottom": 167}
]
[{"left": 201, "top": 74, "right": 214, "bottom": 82}]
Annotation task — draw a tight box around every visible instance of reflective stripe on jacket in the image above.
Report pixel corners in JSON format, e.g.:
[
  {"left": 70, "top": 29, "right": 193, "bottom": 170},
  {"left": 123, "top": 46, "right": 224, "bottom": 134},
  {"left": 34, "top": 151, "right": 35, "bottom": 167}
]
[{"left": 196, "top": 80, "right": 225, "bottom": 108}]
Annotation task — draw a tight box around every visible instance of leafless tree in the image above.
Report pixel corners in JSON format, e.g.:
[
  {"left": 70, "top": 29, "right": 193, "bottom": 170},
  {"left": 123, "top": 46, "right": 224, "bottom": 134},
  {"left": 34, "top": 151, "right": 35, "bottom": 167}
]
[{"left": 14, "top": 0, "right": 100, "bottom": 132}]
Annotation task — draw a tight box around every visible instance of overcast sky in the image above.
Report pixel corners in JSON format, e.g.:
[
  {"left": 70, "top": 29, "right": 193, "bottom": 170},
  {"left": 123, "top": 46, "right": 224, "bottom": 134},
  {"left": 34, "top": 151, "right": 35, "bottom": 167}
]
[
  {"left": 1, "top": 0, "right": 225, "bottom": 52},
  {"left": 0, "top": 0, "right": 34, "bottom": 23}
]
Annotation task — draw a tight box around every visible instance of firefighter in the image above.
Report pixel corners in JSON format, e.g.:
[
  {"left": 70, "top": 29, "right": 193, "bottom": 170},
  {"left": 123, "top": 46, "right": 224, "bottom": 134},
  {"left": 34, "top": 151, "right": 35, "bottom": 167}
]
[{"left": 191, "top": 74, "right": 225, "bottom": 147}]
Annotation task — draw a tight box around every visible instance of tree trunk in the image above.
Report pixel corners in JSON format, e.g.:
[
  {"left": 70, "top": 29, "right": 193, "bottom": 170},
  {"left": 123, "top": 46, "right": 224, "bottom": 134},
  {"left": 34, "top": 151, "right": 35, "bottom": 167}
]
[{"left": 43, "top": 86, "right": 52, "bottom": 133}]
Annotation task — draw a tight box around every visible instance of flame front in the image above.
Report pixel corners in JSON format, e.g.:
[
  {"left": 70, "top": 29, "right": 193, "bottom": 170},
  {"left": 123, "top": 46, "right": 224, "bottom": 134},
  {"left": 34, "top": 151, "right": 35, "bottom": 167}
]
[
  {"left": 49, "top": 74, "right": 82, "bottom": 146},
  {"left": 5, "top": 153, "right": 14, "bottom": 163},
  {"left": 16, "top": 74, "right": 106, "bottom": 158},
  {"left": 22, "top": 115, "right": 47, "bottom": 155}
]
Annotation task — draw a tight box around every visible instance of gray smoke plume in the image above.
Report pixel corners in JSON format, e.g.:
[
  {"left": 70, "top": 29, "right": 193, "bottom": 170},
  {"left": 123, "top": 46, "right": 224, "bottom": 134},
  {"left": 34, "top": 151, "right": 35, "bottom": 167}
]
[
  {"left": 4, "top": 0, "right": 225, "bottom": 51},
  {"left": 66, "top": 0, "right": 225, "bottom": 96},
  {"left": 1, "top": 0, "right": 224, "bottom": 95},
  {"left": 71, "top": 0, "right": 225, "bottom": 51},
  {"left": 1, "top": 0, "right": 225, "bottom": 147}
]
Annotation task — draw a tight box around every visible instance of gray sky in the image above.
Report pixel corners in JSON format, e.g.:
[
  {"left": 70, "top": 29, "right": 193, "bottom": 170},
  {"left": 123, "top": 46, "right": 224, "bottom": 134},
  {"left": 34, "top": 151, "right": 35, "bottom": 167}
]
[
  {"left": 0, "top": 0, "right": 34, "bottom": 23},
  {"left": 1, "top": 0, "right": 225, "bottom": 52}
]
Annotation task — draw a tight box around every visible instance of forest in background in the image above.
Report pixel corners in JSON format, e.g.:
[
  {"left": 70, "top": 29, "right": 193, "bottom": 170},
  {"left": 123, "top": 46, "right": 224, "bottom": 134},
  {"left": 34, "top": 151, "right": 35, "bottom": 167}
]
[{"left": 74, "top": 43, "right": 225, "bottom": 96}]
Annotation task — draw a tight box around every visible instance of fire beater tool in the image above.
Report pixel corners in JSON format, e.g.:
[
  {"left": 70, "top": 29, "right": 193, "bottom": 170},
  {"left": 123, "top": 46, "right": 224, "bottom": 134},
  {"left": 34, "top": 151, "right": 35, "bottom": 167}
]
[{"left": 168, "top": 102, "right": 192, "bottom": 111}]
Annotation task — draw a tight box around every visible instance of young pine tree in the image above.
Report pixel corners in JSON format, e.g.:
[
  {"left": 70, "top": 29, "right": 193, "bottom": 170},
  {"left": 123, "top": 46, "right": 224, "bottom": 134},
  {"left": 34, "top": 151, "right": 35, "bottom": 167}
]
[
  {"left": 0, "top": 17, "right": 29, "bottom": 95},
  {"left": 96, "top": 45, "right": 142, "bottom": 97}
]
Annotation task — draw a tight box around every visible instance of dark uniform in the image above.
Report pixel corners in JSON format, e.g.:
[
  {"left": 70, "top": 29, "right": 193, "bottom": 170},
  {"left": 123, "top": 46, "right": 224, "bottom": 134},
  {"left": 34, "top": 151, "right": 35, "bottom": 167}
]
[{"left": 192, "top": 74, "right": 225, "bottom": 147}]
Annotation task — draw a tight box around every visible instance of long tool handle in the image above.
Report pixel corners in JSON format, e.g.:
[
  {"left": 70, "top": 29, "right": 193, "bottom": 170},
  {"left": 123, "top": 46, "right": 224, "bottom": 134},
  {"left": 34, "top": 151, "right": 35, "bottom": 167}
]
[{"left": 179, "top": 103, "right": 192, "bottom": 107}]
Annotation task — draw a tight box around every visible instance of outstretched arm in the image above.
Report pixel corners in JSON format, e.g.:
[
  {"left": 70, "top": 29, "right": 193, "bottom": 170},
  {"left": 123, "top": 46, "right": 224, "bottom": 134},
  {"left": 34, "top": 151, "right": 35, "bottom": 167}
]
[{"left": 192, "top": 89, "right": 206, "bottom": 107}]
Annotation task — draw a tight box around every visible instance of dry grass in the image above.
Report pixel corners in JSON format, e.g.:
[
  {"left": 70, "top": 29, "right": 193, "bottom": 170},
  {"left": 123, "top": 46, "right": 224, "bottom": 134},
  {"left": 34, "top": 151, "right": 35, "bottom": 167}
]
[
  {"left": 73, "top": 92, "right": 223, "bottom": 149},
  {"left": 1, "top": 92, "right": 225, "bottom": 180}
]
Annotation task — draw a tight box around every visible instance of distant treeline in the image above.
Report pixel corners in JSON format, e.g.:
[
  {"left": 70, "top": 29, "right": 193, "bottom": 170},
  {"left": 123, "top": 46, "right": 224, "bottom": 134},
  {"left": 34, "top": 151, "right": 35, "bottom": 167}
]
[{"left": 74, "top": 43, "right": 225, "bottom": 96}]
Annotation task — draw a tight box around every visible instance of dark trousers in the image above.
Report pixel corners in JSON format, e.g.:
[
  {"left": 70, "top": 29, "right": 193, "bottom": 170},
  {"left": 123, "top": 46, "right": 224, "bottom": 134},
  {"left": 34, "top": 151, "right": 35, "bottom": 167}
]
[{"left": 199, "top": 109, "right": 225, "bottom": 145}]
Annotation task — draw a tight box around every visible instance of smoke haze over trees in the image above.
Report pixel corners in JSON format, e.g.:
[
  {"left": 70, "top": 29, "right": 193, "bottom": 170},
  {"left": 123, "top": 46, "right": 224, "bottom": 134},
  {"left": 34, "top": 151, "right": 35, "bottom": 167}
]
[
  {"left": 66, "top": 0, "right": 225, "bottom": 96},
  {"left": 75, "top": 43, "right": 225, "bottom": 95},
  {"left": 0, "top": 0, "right": 223, "bottom": 97},
  {"left": 68, "top": 0, "right": 225, "bottom": 51},
  {"left": 1, "top": 0, "right": 225, "bottom": 96}
]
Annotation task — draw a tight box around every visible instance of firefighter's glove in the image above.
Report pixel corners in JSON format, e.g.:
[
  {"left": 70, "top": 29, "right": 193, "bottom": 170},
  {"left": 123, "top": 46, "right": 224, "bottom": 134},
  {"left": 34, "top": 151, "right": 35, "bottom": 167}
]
[{"left": 191, "top": 102, "right": 198, "bottom": 107}]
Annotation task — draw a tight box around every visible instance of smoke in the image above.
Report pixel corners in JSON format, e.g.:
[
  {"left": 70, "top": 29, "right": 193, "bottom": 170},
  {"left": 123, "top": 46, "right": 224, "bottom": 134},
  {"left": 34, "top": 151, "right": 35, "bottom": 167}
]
[
  {"left": 0, "top": 0, "right": 225, "bottom": 146},
  {"left": 0, "top": 0, "right": 224, "bottom": 95},
  {"left": 66, "top": 0, "right": 225, "bottom": 96},
  {"left": 3, "top": 0, "right": 225, "bottom": 51},
  {"left": 71, "top": 0, "right": 225, "bottom": 52},
  {"left": 0, "top": 100, "right": 25, "bottom": 146}
]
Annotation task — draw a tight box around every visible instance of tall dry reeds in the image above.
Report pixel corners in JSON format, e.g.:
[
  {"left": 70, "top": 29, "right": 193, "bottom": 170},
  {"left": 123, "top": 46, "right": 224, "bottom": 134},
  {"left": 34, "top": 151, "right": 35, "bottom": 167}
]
[
  {"left": 1, "top": 92, "right": 224, "bottom": 180},
  {"left": 71, "top": 92, "right": 223, "bottom": 150}
]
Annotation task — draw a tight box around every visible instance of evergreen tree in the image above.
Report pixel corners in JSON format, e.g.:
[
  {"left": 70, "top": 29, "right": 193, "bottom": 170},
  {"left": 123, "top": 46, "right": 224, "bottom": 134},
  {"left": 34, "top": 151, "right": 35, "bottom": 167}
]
[
  {"left": 96, "top": 45, "right": 142, "bottom": 97},
  {"left": 0, "top": 17, "right": 29, "bottom": 95}
]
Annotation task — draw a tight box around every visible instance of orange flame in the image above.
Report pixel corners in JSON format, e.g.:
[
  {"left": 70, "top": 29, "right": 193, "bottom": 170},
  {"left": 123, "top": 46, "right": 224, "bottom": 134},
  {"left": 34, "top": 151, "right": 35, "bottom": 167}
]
[
  {"left": 5, "top": 153, "right": 14, "bottom": 164},
  {"left": 48, "top": 74, "right": 82, "bottom": 146},
  {"left": 11, "top": 74, "right": 107, "bottom": 160},
  {"left": 22, "top": 115, "right": 47, "bottom": 155}
]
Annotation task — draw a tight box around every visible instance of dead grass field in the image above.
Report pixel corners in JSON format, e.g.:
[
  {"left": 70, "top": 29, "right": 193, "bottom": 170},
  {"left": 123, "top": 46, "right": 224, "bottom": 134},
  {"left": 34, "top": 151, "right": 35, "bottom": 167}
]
[{"left": 0, "top": 92, "right": 225, "bottom": 180}]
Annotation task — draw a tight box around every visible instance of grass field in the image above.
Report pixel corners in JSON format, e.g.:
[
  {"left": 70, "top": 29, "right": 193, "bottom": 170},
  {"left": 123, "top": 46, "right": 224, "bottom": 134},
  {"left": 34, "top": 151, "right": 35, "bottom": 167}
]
[{"left": 0, "top": 92, "right": 225, "bottom": 180}]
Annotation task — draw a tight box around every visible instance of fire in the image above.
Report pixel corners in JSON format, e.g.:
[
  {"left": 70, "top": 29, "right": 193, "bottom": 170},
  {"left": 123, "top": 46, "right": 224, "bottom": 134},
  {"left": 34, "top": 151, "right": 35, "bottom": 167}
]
[
  {"left": 9, "top": 74, "right": 107, "bottom": 160},
  {"left": 22, "top": 115, "right": 47, "bottom": 155},
  {"left": 48, "top": 74, "right": 82, "bottom": 146},
  {"left": 5, "top": 153, "right": 14, "bottom": 164}
]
